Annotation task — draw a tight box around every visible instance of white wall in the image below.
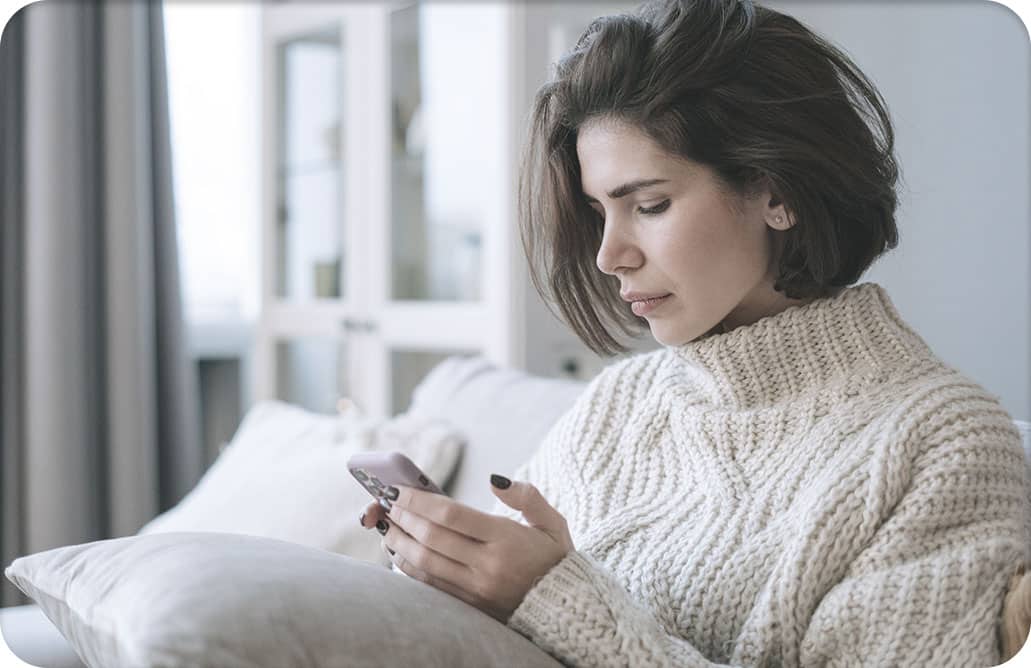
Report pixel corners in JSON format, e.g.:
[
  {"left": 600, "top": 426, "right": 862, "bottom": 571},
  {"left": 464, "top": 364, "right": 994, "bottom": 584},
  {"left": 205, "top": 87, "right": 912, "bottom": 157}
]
[{"left": 519, "top": 2, "right": 1030, "bottom": 422}]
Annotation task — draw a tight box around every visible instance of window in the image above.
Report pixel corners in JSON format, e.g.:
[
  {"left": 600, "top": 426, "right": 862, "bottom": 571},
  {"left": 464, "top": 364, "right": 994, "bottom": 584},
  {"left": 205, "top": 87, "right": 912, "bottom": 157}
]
[{"left": 164, "top": 2, "right": 261, "bottom": 323}]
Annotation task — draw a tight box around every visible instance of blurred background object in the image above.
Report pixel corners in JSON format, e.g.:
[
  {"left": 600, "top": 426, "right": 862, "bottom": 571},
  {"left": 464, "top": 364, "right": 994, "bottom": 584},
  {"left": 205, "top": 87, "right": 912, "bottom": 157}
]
[{"left": 1, "top": 0, "right": 203, "bottom": 608}]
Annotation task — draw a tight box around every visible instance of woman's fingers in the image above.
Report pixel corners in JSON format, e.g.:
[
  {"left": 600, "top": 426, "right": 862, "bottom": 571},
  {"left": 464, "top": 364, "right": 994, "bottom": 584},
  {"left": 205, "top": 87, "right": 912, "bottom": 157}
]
[
  {"left": 386, "top": 546, "right": 489, "bottom": 612},
  {"left": 386, "top": 503, "right": 484, "bottom": 566},
  {"left": 489, "top": 479, "right": 572, "bottom": 548},
  {"left": 390, "top": 486, "right": 502, "bottom": 541},
  {"left": 381, "top": 518, "right": 479, "bottom": 596},
  {"left": 360, "top": 499, "right": 386, "bottom": 529}
]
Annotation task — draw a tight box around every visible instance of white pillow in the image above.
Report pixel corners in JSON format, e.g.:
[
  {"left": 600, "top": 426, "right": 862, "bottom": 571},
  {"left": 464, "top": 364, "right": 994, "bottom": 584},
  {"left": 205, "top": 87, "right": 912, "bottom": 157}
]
[
  {"left": 4, "top": 532, "right": 562, "bottom": 668},
  {"left": 138, "top": 400, "right": 463, "bottom": 566},
  {"left": 406, "top": 356, "right": 586, "bottom": 511}
]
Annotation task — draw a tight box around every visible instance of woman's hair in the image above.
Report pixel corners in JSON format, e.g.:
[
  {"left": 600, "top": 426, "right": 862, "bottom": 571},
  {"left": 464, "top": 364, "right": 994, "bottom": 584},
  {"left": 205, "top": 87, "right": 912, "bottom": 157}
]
[
  {"left": 1001, "top": 563, "right": 1031, "bottom": 662},
  {"left": 519, "top": 0, "right": 901, "bottom": 356}
]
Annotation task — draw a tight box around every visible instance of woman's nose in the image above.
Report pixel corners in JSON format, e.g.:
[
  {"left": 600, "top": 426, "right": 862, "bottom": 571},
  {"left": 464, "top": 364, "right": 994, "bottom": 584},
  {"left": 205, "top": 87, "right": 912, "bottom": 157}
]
[{"left": 596, "top": 223, "right": 642, "bottom": 276}]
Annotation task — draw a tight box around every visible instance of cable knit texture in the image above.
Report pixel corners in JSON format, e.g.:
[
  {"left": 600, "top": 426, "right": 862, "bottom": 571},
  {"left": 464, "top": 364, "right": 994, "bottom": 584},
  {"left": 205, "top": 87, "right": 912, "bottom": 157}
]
[{"left": 496, "top": 282, "right": 1030, "bottom": 667}]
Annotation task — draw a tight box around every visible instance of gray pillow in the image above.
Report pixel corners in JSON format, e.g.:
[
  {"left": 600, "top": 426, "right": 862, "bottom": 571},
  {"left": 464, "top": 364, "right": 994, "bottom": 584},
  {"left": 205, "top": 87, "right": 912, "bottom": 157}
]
[{"left": 5, "top": 531, "right": 562, "bottom": 668}]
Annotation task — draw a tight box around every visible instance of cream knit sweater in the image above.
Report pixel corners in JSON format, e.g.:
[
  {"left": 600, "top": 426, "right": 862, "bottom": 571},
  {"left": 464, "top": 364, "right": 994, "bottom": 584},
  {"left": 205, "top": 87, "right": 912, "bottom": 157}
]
[{"left": 499, "top": 282, "right": 1030, "bottom": 667}]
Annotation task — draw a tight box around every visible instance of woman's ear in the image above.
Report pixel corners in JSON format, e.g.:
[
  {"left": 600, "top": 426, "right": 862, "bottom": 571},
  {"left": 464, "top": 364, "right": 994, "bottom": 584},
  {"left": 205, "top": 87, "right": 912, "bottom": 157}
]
[
  {"left": 771, "top": 212, "right": 791, "bottom": 230},
  {"left": 767, "top": 211, "right": 794, "bottom": 231},
  {"left": 757, "top": 175, "right": 795, "bottom": 231}
]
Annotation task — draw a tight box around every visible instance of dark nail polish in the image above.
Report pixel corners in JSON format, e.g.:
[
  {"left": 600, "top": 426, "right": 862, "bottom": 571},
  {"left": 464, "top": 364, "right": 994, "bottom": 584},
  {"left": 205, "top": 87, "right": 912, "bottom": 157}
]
[
  {"left": 385, "top": 486, "right": 399, "bottom": 500},
  {"left": 359, "top": 512, "right": 366, "bottom": 527},
  {"left": 490, "top": 474, "right": 511, "bottom": 490},
  {"left": 386, "top": 547, "right": 395, "bottom": 556},
  {"left": 376, "top": 519, "right": 388, "bottom": 535}
]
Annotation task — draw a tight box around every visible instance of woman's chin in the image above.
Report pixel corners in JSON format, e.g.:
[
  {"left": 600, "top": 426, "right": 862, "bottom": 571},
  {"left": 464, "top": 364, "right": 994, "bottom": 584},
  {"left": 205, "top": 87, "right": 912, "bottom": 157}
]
[{"left": 652, "top": 321, "right": 724, "bottom": 347}]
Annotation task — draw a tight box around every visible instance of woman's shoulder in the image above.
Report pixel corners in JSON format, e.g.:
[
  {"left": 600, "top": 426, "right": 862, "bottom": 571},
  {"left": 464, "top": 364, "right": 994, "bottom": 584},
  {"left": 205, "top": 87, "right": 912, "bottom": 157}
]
[
  {"left": 893, "top": 358, "right": 1015, "bottom": 419},
  {"left": 880, "top": 359, "right": 1024, "bottom": 460}
]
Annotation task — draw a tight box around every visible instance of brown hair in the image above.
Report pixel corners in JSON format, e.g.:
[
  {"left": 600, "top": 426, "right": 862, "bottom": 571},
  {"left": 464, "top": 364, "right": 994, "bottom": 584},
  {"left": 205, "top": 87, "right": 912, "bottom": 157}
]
[
  {"left": 1001, "top": 563, "right": 1031, "bottom": 662},
  {"left": 518, "top": 0, "right": 901, "bottom": 356}
]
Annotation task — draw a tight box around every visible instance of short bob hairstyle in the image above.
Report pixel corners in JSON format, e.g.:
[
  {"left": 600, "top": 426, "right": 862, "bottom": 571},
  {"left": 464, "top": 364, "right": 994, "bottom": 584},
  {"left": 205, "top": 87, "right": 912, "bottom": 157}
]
[{"left": 519, "top": 0, "right": 901, "bottom": 356}]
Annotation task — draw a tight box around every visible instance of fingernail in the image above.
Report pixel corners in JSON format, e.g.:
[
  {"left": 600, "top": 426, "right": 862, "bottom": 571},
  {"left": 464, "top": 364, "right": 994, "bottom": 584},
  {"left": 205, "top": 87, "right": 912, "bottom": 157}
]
[
  {"left": 385, "top": 486, "right": 399, "bottom": 500},
  {"left": 386, "top": 547, "right": 395, "bottom": 556},
  {"left": 359, "top": 512, "right": 366, "bottom": 527},
  {"left": 490, "top": 474, "right": 511, "bottom": 490},
  {"left": 376, "top": 519, "right": 388, "bottom": 535}
]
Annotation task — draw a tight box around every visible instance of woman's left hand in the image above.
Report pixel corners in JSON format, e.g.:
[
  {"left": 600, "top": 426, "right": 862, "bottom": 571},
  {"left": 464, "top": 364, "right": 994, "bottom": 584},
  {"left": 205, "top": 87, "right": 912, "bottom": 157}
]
[{"left": 360, "top": 476, "right": 573, "bottom": 623}]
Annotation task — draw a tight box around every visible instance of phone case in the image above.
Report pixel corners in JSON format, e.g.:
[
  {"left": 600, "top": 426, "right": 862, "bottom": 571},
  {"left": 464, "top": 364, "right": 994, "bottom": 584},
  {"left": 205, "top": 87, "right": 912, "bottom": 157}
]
[{"left": 347, "top": 451, "right": 446, "bottom": 508}]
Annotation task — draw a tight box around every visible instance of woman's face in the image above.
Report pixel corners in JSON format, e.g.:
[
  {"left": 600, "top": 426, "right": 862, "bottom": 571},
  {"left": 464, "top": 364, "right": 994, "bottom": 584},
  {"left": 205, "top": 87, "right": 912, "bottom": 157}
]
[{"left": 576, "top": 118, "right": 809, "bottom": 346}]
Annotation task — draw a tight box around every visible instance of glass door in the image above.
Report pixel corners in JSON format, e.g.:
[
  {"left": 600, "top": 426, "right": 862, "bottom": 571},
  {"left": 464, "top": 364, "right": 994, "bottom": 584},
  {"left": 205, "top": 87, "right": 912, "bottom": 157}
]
[
  {"left": 258, "top": 5, "right": 371, "bottom": 414},
  {"left": 388, "top": 3, "right": 485, "bottom": 302},
  {"left": 276, "top": 26, "right": 344, "bottom": 302},
  {"left": 358, "top": 2, "right": 511, "bottom": 418},
  {"left": 257, "top": 3, "right": 518, "bottom": 419}
]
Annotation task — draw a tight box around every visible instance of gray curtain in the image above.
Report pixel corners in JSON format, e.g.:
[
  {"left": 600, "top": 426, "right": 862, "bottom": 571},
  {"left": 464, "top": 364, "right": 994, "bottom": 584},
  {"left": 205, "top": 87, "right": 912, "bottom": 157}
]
[{"left": 1, "top": 0, "right": 202, "bottom": 607}]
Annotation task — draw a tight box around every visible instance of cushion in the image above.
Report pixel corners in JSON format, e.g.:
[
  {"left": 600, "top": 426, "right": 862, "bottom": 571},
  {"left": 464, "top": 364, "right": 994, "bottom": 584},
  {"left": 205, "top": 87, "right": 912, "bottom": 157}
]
[
  {"left": 4, "top": 532, "right": 562, "bottom": 668},
  {"left": 405, "top": 356, "right": 587, "bottom": 511},
  {"left": 137, "top": 400, "right": 463, "bottom": 566},
  {"left": 1, "top": 603, "right": 86, "bottom": 668}
]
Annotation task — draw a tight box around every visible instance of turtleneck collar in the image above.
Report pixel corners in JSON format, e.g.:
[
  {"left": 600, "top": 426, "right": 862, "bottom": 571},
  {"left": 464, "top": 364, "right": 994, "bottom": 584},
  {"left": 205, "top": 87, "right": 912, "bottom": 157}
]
[{"left": 664, "top": 282, "right": 935, "bottom": 409}]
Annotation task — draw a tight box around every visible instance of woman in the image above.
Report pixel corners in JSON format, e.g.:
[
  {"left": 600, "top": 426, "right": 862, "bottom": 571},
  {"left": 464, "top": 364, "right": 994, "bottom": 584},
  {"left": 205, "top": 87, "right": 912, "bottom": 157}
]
[{"left": 361, "top": 0, "right": 1031, "bottom": 665}]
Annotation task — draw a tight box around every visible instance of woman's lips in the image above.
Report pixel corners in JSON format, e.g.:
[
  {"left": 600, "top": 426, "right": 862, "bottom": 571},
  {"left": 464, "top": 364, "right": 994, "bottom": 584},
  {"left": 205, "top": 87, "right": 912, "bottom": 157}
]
[{"left": 631, "top": 293, "right": 672, "bottom": 316}]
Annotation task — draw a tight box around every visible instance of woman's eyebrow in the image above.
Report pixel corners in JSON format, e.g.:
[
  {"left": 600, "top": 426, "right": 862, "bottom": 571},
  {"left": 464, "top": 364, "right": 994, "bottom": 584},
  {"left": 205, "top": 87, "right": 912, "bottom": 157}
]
[{"left": 583, "top": 178, "right": 669, "bottom": 203}]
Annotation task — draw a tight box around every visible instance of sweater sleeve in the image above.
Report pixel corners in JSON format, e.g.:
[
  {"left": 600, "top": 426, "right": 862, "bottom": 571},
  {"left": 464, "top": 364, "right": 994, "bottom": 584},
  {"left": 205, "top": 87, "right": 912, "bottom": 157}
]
[
  {"left": 795, "top": 412, "right": 1030, "bottom": 667},
  {"left": 504, "top": 403, "right": 1030, "bottom": 667},
  {"left": 508, "top": 549, "right": 726, "bottom": 666}
]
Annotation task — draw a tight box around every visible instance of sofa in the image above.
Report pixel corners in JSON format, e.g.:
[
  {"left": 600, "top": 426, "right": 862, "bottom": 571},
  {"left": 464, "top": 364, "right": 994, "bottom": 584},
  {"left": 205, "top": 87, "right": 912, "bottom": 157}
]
[
  {"left": 2, "top": 355, "right": 1029, "bottom": 667},
  {"left": 1, "top": 356, "right": 584, "bottom": 667}
]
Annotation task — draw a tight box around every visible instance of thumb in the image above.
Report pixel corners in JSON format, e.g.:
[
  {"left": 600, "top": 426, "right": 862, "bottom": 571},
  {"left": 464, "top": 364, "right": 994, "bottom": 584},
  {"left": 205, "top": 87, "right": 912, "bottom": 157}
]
[{"left": 490, "top": 474, "right": 567, "bottom": 541}]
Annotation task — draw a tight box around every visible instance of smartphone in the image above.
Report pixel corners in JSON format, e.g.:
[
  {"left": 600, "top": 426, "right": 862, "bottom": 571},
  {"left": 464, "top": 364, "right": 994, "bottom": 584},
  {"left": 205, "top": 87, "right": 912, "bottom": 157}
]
[{"left": 347, "top": 451, "right": 446, "bottom": 511}]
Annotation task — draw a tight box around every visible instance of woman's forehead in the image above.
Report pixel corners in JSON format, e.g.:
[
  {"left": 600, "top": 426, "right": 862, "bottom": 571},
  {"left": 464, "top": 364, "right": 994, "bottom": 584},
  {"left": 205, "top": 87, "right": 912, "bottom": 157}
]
[{"left": 577, "top": 123, "right": 696, "bottom": 196}]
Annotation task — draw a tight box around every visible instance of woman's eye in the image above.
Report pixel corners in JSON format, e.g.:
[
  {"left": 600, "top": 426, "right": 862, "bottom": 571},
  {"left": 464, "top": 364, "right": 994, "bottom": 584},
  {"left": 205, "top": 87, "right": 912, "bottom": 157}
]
[{"left": 638, "top": 200, "right": 671, "bottom": 215}]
